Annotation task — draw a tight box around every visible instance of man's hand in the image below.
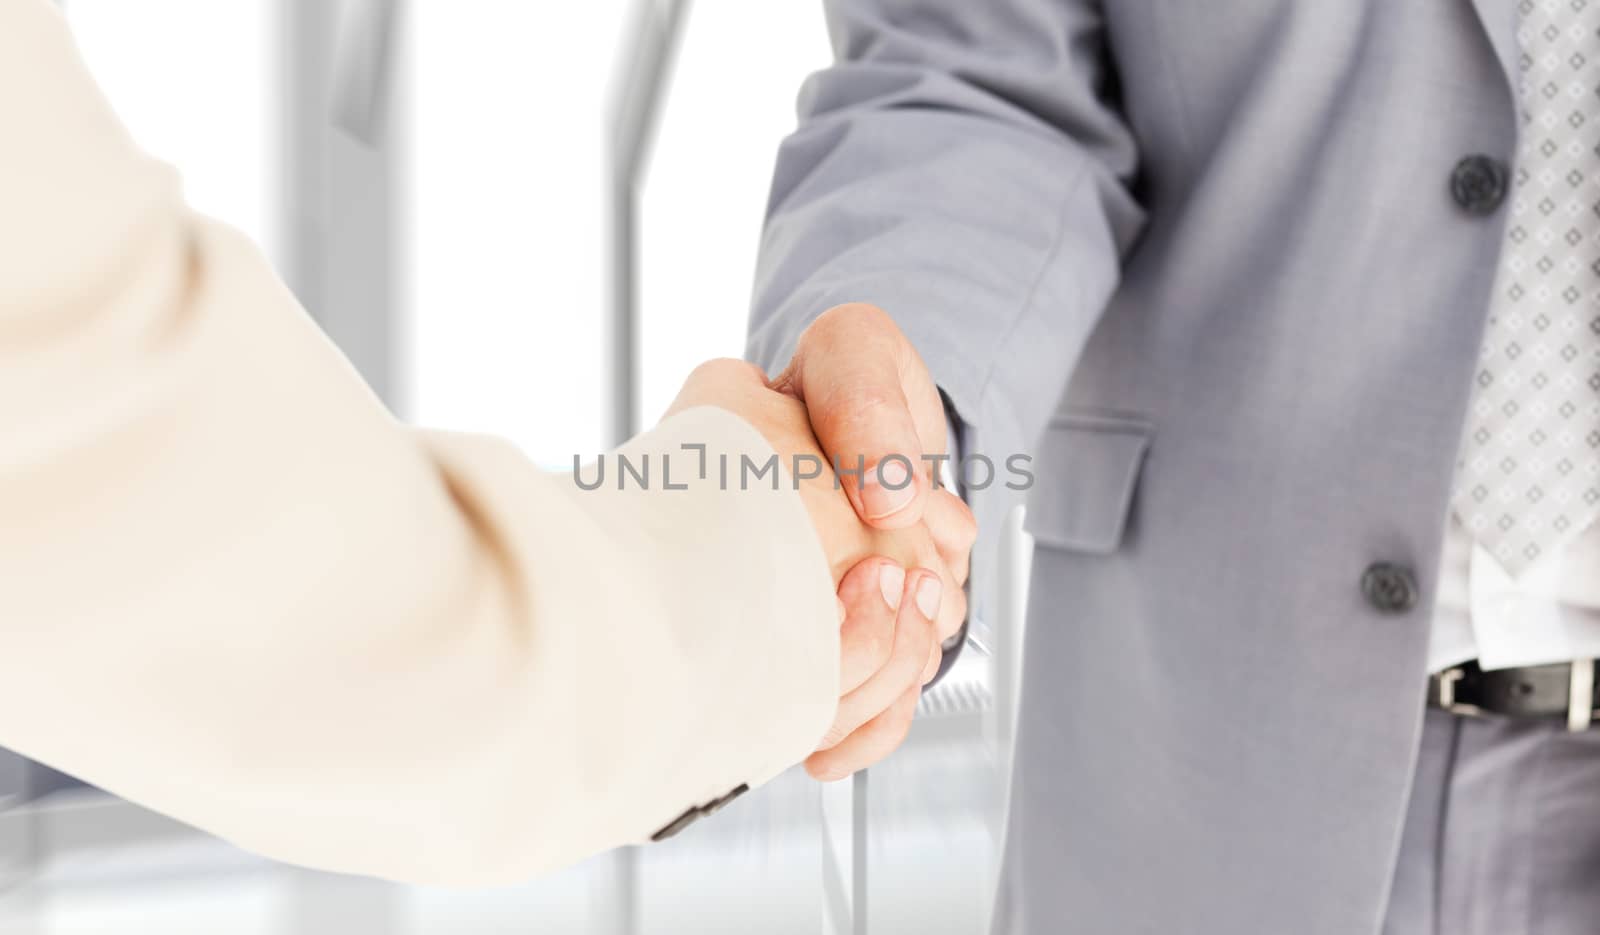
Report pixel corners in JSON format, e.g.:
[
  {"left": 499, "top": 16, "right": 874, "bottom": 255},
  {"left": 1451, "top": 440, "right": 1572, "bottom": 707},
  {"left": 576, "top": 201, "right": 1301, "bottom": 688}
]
[
  {"left": 769, "top": 304, "right": 946, "bottom": 527},
  {"left": 670, "top": 316, "right": 979, "bottom": 779},
  {"left": 770, "top": 304, "right": 973, "bottom": 660},
  {"left": 804, "top": 556, "right": 945, "bottom": 781},
  {"left": 769, "top": 304, "right": 978, "bottom": 779},
  {"left": 666, "top": 358, "right": 970, "bottom": 779}
]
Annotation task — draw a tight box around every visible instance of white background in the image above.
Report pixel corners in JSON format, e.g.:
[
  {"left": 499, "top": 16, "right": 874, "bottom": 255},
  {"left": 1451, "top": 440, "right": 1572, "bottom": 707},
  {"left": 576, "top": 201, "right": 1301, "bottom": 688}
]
[{"left": 71, "top": 0, "right": 830, "bottom": 468}]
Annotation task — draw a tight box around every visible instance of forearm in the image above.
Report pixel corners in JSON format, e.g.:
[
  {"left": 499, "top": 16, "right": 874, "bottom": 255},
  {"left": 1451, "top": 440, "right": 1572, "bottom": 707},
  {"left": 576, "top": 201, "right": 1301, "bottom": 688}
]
[
  {"left": 748, "top": 0, "right": 1147, "bottom": 601},
  {"left": 750, "top": 0, "right": 1145, "bottom": 426},
  {"left": 0, "top": 0, "right": 839, "bottom": 884}
]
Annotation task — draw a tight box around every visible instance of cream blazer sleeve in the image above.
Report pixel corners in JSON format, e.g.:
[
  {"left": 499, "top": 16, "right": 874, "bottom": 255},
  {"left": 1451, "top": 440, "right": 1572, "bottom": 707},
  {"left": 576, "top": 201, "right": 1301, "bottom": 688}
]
[{"left": 0, "top": 0, "right": 839, "bottom": 885}]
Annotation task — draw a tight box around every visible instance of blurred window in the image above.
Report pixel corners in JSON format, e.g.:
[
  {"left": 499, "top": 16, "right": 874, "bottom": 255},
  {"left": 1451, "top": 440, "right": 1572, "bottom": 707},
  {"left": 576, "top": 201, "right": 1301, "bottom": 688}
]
[
  {"left": 638, "top": 2, "right": 831, "bottom": 422},
  {"left": 404, "top": 2, "right": 625, "bottom": 465}
]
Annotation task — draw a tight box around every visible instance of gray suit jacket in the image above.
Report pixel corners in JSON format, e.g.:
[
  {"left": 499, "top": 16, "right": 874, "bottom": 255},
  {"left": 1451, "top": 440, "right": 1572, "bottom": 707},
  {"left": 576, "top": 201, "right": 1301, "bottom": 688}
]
[{"left": 748, "top": 0, "right": 1523, "bottom": 932}]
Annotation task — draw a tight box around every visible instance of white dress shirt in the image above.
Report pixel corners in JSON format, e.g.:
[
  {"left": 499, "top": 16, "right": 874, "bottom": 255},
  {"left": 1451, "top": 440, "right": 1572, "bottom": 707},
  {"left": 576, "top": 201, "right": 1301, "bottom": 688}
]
[{"left": 1429, "top": 518, "right": 1600, "bottom": 673}]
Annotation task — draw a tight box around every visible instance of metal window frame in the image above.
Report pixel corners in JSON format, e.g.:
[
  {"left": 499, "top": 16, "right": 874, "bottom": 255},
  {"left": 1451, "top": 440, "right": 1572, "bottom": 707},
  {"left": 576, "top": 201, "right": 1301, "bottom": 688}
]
[
  {"left": 281, "top": 0, "right": 407, "bottom": 411},
  {"left": 604, "top": 6, "right": 872, "bottom": 932},
  {"left": 603, "top": 4, "right": 1034, "bottom": 932}
]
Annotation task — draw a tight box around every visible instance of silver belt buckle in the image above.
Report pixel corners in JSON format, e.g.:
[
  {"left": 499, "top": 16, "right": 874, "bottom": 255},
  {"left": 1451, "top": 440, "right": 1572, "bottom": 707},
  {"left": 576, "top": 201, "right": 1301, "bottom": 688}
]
[
  {"left": 1568, "top": 659, "right": 1595, "bottom": 733},
  {"left": 1435, "top": 667, "right": 1485, "bottom": 718}
]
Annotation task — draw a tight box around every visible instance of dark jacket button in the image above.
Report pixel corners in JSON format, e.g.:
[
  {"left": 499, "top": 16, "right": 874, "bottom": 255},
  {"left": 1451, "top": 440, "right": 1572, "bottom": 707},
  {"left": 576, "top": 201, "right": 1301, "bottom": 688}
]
[
  {"left": 1362, "top": 562, "right": 1418, "bottom": 614},
  {"left": 1450, "top": 155, "right": 1509, "bottom": 215}
]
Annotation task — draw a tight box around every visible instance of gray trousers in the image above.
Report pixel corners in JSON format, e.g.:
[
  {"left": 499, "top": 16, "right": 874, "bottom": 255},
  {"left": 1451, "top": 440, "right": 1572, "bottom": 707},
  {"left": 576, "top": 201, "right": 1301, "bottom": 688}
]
[{"left": 1382, "top": 708, "right": 1600, "bottom": 934}]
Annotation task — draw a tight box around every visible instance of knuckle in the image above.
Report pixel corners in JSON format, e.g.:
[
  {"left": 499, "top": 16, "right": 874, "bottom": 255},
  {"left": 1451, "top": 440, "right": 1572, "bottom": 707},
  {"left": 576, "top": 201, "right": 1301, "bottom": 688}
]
[
  {"left": 830, "top": 389, "right": 910, "bottom": 438},
  {"left": 806, "top": 754, "right": 843, "bottom": 781},
  {"left": 944, "top": 582, "right": 968, "bottom": 619},
  {"left": 952, "top": 501, "right": 979, "bottom": 548},
  {"left": 922, "top": 650, "right": 943, "bottom": 686},
  {"left": 841, "top": 587, "right": 897, "bottom": 666},
  {"left": 935, "top": 544, "right": 970, "bottom": 584},
  {"left": 929, "top": 491, "right": 978, "bottom": 549},
  {"left": 837, "top": 558, "right": 885, "bottom": 604},
  {"left": 859, "top": 624, "right": 894, "bottom": 673},
  {"left": 939, "top": 590, "right": 968, "bottom": 641},
  {"left": 900, "top": 617, "right": 938, "bottom": 677}
]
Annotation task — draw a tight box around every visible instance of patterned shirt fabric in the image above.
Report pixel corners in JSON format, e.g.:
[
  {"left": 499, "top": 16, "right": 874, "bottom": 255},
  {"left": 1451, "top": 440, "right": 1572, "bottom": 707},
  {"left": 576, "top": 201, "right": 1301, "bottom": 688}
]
[{"left": 1450, "top": 0, "right": 1600, "bottom": 578}]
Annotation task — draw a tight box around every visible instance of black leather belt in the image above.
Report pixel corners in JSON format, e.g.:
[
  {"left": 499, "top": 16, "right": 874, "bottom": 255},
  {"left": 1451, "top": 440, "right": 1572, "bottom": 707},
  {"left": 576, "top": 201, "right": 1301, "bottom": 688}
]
[{"left": 1428, "top": 659, "right": 1599, "bottom": 731}]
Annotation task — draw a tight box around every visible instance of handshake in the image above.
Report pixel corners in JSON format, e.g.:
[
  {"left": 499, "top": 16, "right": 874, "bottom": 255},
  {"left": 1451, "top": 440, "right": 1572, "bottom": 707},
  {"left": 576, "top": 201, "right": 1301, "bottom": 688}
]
[{"left": 667, "top": 304, "right": 975, "bottom": 781}]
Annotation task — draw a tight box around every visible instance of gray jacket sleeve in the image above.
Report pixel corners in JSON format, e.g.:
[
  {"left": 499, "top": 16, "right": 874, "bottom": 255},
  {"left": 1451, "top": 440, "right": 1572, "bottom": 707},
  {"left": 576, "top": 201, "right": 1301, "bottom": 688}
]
[{"left": 747, "top": 0, "right": 1148, "bottom": 609}]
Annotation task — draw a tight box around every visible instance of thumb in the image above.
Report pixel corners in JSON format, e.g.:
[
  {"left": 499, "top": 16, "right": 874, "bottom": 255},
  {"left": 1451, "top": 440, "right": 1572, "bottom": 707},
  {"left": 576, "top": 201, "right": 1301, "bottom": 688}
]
[{"left": 774, "top": 305, "right": 931, "bottom": 530}]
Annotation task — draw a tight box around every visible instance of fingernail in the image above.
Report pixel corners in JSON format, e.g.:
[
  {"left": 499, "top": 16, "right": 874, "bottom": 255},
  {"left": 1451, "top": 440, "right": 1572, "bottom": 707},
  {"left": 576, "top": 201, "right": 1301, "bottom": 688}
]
[
  {"left": 877, "top": 564, "right": 905, "bottom": 610},
  {"left": 860, "top": 460, "right": 915, "bottom": 520},
  {"left": 915, "top": 576, "right": 942, "bottom": 620}
]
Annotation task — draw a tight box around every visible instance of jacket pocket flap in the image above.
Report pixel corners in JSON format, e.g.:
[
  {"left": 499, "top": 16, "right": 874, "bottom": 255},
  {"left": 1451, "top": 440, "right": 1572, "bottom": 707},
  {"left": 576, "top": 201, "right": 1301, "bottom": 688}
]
[{"left": 1023, "top": 415, "right": 1152, "bottom": 555}]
